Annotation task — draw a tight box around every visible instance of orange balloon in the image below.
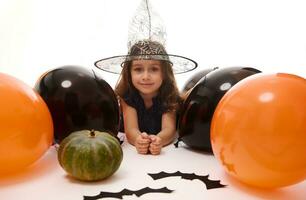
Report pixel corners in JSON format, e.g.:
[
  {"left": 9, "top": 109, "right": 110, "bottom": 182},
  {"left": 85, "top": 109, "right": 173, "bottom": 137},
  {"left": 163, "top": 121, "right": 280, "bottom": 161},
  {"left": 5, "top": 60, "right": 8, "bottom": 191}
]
[
  {"left": 0, "top": 73, "right": 53, "bottom": 175},
  {"left": 211, "top": 73, "right": 306, "bottom": 188}
]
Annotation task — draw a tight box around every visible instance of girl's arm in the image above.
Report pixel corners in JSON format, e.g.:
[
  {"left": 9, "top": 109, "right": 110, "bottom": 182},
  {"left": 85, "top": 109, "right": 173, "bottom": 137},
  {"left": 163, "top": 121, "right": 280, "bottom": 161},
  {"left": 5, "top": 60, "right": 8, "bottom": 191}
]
[
  {"left": 121, "top": 99, "right": 151, "bottom": 154},
  {"left": 149, "top": 111, "right": 176, "bottom": 155},
  {"left": 120, "top": 99, "right": 151, "bottom": 144},
  {"left": 158, "top": 111, "right": 177, "bottom": 146},
  {"left": 120, "top": 99, "right": 141, "bottom": 145}
]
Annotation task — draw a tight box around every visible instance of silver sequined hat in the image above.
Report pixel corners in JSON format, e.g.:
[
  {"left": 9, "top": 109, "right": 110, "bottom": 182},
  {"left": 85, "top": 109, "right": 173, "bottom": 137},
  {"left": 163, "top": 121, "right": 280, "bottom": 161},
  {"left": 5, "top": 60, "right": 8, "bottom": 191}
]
[{"left": 94, "top": 0, "right": 197, "bottom": 74}]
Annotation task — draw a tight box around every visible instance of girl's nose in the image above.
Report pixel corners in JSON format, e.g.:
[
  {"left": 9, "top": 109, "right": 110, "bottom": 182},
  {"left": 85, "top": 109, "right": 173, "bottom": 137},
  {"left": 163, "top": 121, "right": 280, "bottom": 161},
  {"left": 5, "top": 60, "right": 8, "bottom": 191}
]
[{"left": 142, "top": 70, "right": 150, "bottom": 79}]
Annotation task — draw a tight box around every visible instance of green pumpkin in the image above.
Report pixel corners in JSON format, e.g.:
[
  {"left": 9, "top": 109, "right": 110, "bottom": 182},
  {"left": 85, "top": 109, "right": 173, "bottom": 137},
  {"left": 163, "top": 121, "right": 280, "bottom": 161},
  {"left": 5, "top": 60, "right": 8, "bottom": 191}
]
[{"left": 57, "top": 130, "right": 123, "bottom": 181}]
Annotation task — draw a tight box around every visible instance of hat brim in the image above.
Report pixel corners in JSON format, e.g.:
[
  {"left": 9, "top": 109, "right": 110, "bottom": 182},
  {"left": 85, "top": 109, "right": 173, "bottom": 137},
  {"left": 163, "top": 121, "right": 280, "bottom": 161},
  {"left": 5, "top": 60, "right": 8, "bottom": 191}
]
[{"left": 94, "top": 54, "right": 198, "bottom": 74}]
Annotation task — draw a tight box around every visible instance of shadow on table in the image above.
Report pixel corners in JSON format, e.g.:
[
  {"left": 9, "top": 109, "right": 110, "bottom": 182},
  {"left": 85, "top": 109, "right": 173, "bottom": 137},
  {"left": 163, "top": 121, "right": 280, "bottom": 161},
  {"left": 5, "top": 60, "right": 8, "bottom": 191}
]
[
  {"left": 172, "top": 142, "right": 214, "bottom": 156},
  {"left": 224, "top": 172, "right": 306, "bottom": 200},
  {"left": 0, "top": 146, "right": 58, "bottom": 187},
  {"left": 63, "top": 166, "right": 127, "bottom": 186}
]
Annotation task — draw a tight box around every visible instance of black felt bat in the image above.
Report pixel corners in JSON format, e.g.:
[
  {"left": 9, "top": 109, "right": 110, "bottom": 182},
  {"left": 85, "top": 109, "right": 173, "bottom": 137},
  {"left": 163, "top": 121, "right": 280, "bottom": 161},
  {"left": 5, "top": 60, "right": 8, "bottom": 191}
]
[
  {"left": 83, "top": 187, "right": 173, "bottom": 200},
  {"left": 148, "top": 171, "right": 226, "bottom": 189}
]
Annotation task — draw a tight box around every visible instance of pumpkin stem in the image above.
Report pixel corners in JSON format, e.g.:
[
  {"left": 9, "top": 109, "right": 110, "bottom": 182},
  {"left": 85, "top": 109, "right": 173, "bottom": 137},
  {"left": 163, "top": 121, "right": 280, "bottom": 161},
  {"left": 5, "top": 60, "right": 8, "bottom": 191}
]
[{"left": 90, "top": 130, "right": 95, "bottom": 137}]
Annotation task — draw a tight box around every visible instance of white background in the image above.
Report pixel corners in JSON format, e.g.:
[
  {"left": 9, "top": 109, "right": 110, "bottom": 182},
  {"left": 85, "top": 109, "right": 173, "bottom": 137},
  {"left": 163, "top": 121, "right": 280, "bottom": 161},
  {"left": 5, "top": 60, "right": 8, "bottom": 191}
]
[
  {"left": 0, "top": 1, "right": 305, "bottom": 199},
  {"left": 0, "top": 0, "right": 305, "bottom": 89}
]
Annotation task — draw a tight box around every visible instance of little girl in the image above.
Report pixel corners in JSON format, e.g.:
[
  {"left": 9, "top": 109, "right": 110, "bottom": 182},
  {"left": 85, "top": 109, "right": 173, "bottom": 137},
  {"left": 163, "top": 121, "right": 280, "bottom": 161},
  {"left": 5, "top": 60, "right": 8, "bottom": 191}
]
[
  {"left": 115, "top": 40, "right": 181, "bottom": 155},
  {"left": 94, "top": 0, "right": 197, "bottom": 155}
]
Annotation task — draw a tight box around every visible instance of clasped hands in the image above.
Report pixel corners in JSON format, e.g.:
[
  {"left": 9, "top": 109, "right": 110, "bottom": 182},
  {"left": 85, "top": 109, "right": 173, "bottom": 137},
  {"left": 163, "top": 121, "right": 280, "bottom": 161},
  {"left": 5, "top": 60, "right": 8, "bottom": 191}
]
[{"left": 135, "top": 132, "right": 162, "bottom": 155}]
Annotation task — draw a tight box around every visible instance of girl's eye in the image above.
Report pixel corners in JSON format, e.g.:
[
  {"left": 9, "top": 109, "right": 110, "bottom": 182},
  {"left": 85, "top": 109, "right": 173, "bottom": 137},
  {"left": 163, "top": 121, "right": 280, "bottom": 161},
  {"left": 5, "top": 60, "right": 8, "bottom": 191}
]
[
  {"left": 150, "top": 66, "right": 160, "bottom": 72},
  {"left": 133, "top": 67, "right": 143, "bottom": 72}
]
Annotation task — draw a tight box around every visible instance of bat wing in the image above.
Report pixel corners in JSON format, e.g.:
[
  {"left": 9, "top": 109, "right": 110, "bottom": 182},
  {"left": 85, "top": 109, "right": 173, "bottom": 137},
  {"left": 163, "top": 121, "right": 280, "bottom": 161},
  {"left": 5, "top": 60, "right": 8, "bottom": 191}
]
[
  {"left": 148, "top": 171, "right": 226, "bottom": 189},
  {"left": 83, "top": 187, "right": 173, "bottom": 200},
  {"left": 196, "top": 175, "right": 227, "bottom": 189},
  {"left": 148, "top": 171, "right": 181, "bottom": 180},
  {"left": 133, "top": 187, "right": 173, "bottom": 197}
]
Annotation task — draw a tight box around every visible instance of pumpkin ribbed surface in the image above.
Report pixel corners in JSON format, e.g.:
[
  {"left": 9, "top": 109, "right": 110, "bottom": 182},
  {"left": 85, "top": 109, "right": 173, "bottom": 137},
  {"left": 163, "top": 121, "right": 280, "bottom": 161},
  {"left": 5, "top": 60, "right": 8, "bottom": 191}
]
[{"left": 58, "top": 130, "right": 123, "bottom": 181}]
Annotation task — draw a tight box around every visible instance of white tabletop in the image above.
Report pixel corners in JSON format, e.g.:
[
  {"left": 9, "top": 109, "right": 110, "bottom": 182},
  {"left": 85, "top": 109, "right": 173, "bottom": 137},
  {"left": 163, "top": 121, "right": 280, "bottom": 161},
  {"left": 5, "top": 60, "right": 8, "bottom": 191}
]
[{"left": 0, "top": 134, "right": 305, "bottom": 200}]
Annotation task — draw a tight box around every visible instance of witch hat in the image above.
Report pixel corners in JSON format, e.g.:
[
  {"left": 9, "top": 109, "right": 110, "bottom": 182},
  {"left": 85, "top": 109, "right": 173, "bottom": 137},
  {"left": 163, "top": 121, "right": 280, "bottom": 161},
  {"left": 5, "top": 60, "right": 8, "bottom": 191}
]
[{"left": 94, "top": 0, "right": 197, "bottom": 74}]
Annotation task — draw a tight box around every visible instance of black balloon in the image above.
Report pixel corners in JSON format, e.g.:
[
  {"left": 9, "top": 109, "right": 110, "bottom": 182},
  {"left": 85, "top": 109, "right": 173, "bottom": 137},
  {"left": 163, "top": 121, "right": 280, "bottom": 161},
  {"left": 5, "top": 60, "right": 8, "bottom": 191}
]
[
  {"left": 178, "top": 67, "right": 261, "bottom": 152},
  {"left": 181, "top": 68, "right": 217, "bottom": 95},
  {"left": 34, "top": 66, "right": 119, "bottom": 144}
]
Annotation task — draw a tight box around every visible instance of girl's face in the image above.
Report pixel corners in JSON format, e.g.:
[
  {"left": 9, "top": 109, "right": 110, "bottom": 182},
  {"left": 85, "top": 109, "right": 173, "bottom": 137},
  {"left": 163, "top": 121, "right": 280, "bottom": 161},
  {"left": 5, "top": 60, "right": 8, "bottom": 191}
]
[{"left": 130, "top": 59, "right": 163, "bottom": 97}]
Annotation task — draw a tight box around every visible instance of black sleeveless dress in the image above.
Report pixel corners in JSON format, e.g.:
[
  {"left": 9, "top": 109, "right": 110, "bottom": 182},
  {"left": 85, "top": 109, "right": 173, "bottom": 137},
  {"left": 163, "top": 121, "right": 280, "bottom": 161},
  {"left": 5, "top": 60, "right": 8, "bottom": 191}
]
[{"left": 119, "top": 90, "right": 166, "bottom": 135}]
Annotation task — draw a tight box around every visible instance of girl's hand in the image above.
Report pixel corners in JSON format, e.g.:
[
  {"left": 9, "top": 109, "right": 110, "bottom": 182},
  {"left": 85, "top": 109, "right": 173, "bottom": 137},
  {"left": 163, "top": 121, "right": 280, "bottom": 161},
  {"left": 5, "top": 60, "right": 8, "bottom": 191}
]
[
  {"left": 135, "top": 132, "right": 151, "bottom": 154},
  {"left": 149, "top": 135, "right": 162, "bottom": 155}
]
